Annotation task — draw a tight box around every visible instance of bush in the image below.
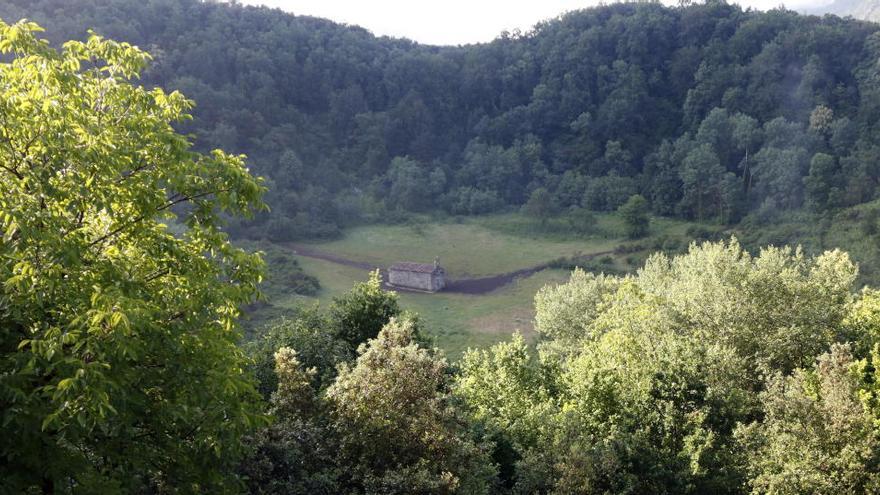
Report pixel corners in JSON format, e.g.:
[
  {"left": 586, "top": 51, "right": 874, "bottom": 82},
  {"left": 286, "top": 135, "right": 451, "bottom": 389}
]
[
  {"left": 618, "top": 194, "right": 650, "bottom": 239},
  {"left": 260, "top": 247, "right": 321, "bottom": 297}
]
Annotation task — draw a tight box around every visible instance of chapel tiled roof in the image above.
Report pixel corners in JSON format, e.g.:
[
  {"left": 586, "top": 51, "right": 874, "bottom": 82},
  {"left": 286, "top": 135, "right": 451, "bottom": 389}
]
[{"left": 389, "top": 261, "right": 443, "bottom": 274}]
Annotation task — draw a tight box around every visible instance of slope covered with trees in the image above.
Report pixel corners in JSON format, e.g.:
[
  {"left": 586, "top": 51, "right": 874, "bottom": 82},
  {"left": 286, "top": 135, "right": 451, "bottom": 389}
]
[{"left": 4, "top": 0, "right": 880, "bottom": 242}]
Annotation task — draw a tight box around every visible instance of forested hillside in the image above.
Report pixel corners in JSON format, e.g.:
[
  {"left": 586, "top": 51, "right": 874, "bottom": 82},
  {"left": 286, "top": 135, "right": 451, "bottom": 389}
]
[{"left": 5, "top": 0, "right": 880, "bottom": 241}]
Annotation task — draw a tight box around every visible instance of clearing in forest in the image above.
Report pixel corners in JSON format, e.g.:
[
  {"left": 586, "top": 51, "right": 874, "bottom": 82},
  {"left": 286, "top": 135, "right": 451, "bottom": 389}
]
[{"left": 265, "top": 213, "right": 697, "bottom": 357}]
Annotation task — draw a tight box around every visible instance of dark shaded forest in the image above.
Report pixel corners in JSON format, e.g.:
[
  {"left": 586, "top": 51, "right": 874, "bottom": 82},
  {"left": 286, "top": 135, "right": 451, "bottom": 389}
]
[{"left": 4, "top": 0, "right": 880, "bottom": 240}]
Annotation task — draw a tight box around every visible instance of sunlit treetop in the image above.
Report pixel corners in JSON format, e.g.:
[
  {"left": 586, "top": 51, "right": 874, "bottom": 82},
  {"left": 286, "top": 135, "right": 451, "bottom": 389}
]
[{"left": 0, "top": 19, "right": 269, "bottom": 492}]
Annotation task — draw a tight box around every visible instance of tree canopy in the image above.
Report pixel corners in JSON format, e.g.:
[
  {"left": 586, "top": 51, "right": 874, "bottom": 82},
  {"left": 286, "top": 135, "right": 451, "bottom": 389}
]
[
  {"left": 4, "top": 0, "right": 880, "bottom": 238},
  {"left": 456, "top": 238, "right": 872, "bottom": 493},
  {"left": 241, "top": 238, "right": 880, "bottom": 494},
  {"left": 0, "top": 20, "right": 266, "bottom": 492}
]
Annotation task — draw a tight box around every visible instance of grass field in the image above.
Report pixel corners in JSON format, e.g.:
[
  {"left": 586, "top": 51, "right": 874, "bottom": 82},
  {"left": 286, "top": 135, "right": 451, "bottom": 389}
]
[
  {"left": 258, "top": 212, "right": 703, "bottom": 358},
  {"left": 294, "top": 222, "right": 600, "bottom": 277},
  {"left": 270, "top": 256, "right": 571, "bottom": 357},
  {"left": 294, "top": 213, "right": 695, "bottom": 277},
  {"left": 246, "top": 206, "right": 880, "bottom": 357}
]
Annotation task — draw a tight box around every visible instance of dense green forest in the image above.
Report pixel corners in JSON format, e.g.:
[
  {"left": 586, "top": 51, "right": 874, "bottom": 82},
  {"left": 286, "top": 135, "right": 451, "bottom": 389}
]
[
  {"left": 6, "top": 2, "right": 880, "bottom": 493},
  {"left": 5, "top": 0, "right": 880, "bottom": 242}
]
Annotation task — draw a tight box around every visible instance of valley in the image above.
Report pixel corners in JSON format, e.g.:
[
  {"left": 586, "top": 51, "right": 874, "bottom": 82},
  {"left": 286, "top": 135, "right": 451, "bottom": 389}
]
[
  {"left": 249, "top": 212, "right": 704, "bottom": 356},
  {"left": 6, "top": 0, "right": 880, "bottom": 491}
]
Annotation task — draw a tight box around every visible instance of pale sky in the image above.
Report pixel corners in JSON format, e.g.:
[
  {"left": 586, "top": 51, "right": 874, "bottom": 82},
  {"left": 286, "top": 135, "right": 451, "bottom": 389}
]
[{"left": 236, "top": 0, "right": 830, "bottom": 46}]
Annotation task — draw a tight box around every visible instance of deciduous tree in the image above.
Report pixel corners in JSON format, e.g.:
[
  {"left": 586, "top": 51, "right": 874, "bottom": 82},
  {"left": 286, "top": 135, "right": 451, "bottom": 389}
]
[
  {"left": 328, "top": 318, "right": 497, "bottom": 493},
  {"left": 736, "top": 344, "right": 880, "bottom": 494},
  {"left": 0, "top": 21, "right": 267, "bottom": 492},
  {"left": 329, "top": 270, "right": 400, "bottom": 350},
  {"left": 618, "top": 193, "right": 650, "bottom": 238}
]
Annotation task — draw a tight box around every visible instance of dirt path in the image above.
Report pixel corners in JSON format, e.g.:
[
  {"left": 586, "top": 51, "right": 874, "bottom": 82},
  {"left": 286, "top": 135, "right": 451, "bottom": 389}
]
[
  {"left": 284, "top": 243, "right": 613, "bottom": 295},
  {"left": 284, "top": 244, "right": 379, "bottom": 271},
  {"left": 443, "top": 264, "right": 550, "bottom": 294}
]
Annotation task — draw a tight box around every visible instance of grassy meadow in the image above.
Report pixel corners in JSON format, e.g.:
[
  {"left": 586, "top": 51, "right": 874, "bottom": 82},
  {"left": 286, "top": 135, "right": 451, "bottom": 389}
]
[
  {"left": 294, "top": 212, "right": 694, "bottom": 276},
  {"left": 246, "top": 203, "right": 880, "bottom": 356},
  {"left": 290, "top": 256, "right": 572, "bottom": 357},
  {"left": 244, "top": 212, "right": 708, "bottom": 357}
]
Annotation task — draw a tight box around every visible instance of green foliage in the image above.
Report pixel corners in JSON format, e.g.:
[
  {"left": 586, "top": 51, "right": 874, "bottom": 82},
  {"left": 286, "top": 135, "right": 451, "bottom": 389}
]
[
  {"left": 328, "top": 317, "right": 497, "bottom": 493},
  {"left": 809, "top": 104, "right": 834, "bottom": 134},
  {"left": 237, "top": 241, "right": 321, "bottom": 330},
  {"left": 387, "top": 156, "right": 433, "bottom": 212},
  {"left": 247, "top": 309, "right": 351, "bottom": 399},
  {"left": 861, "top": 208, "right": 879, "bottom": 237},
  {"left": 456, "top": 335, "right": 559, "bottom": 450},
  {"left": 736, "top": 344, "right": 880, "bottom": 494},
  {"left": 618, "top": 194, "right": 650, "bottom": 239},
  {"left": 248, "top": 269, "right": 403, "bottom": 399},
  {"left": 679, "top": 144, "right": 726, "bottom": 220},
  {"left": 566, "top": 206, "right": 597, "bottom": 234},
  {"left": 329, "top": 270, "right": 401, "bottom": 350},
  {"left": 8, "top": 1, "right": 880, "bottom": 491},
  {"left": 245, "top": 316, "right": 498, "bottom": 494},
  {"left": 457, "top": 239, "right": 864, "bottom": 492},
  {"left": 842, "top": 288, "right": 880, "bottom": 355},
  {"left": 804, "top": 152, "right": 840, "bottom": 211},
  {"left": 447, "top": 186, "right": 505, "bottom": 215},
  {"left": 534, "top": 269, "right": 621, "bottom": 344},
  {"left": 240, "top": 347, "right": 342, "bottom": 494},
  {"left": 521, "top": 187, "right": 556, "bottom": 226},
  {"left": 262, "top": 239, "right": 878, "bottom": 493},
  {"left": 752, "top": 145, "right": 810, "bottom": 210},
  {"left": 582, "top": 174, "right": 637, "bottom": 212},
  {"left": 552, "top": 300, "right": 752, "bottom": 493},
  {"left": 637, "top": 239, "right": 856, "bottom": 374},
  {"left": 257, "top": 244, "right": 321, "bottom": 297},
  {"left": 7, "top": 0, "right": 880, "bottom": 239},
  {"left": 0, "top": 21, "right": 267, "bottom": 491}
]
